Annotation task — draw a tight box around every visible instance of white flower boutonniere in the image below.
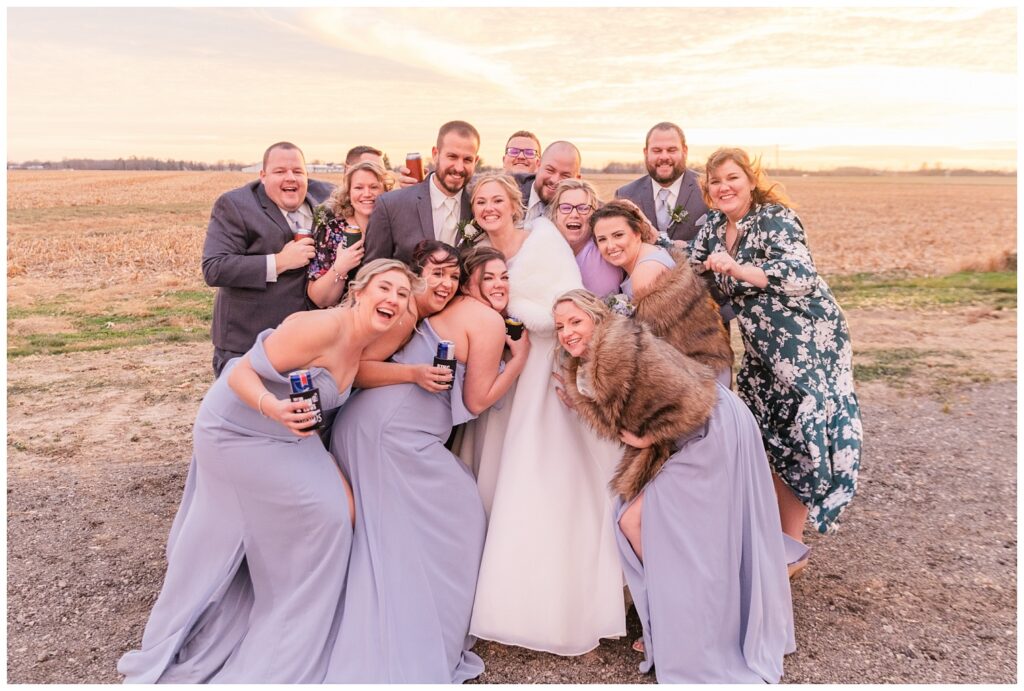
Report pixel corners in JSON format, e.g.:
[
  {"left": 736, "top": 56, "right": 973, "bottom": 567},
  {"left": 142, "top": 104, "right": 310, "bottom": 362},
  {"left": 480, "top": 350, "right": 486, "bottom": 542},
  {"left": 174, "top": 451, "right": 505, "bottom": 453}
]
[
  {"left": 457, "top": 219, "right": 484, "bottom": 246},
  {"left": 668, "top": 205, "right": 689, "bottom": 225},
  {"left": 605, "top": 292, "right": 636, "bottom": 318}
]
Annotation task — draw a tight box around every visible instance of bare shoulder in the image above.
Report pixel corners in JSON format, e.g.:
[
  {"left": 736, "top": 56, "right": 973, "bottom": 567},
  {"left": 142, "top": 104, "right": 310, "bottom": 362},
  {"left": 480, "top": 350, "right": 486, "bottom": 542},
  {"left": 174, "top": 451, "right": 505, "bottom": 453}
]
[{"left": 444, "top": 298, "right": 504, "bottom": 330}]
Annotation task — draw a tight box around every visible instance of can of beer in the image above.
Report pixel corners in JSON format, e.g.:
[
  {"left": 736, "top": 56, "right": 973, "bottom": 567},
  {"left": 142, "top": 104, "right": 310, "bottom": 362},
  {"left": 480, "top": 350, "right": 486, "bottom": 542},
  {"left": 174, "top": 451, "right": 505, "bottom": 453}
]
[
  {"left": 406, "top": 152, "right": 424, "bottom": 182},
  {"left": 433, "top": 341, "right": 456, "bottom": 390},
  {"left": 504, "top": 316, "right": 524, "bottom": 341},
  {"left": 341, "top": 223, "right": 362, "bottom": 250},
  {"left": 289, "top": 370, "right": 313, "bottom": 394},
  {"left": 288, "top": 369, "right": 323, "bottom": 431}
]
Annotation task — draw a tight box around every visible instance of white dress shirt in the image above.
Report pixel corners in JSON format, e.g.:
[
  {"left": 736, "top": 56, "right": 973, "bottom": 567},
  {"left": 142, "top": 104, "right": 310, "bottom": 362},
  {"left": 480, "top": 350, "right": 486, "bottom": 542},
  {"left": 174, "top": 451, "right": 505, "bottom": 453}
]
[
  {"left": 429, "top": 173, "right": 462, "bottom": 246},
  {"left": 650, "top": 175, "right": 684, "bottom": 212},
  {"left": 267, "top": 201, "right": 313, "bottom": 282}
]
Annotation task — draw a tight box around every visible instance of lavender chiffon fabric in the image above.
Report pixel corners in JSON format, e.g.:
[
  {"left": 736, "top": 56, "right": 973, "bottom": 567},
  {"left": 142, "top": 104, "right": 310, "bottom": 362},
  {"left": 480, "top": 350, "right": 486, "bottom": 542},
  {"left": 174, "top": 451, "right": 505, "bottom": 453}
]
[
  {"left": 325, "top": 320, "right": 486, "bottom": 683},
  {"left": 117, "top": 329, "right": 353, "bottom": 683},
  {"left": 616, "top": 382, "right": 800, "bottom": 684}
]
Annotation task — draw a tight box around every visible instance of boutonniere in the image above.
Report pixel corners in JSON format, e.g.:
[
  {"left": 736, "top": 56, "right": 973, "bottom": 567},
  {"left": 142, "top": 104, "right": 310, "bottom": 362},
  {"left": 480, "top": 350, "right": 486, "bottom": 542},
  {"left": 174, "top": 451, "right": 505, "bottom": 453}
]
[
  {"left": 457, "top": 219, "right": 484, "bottom": 246},
  {"left": 605, "top": 293, "right": 636, "bottom": 318},
  {"left": 668, "top": 205, "right": 689, "bottom": 225}
]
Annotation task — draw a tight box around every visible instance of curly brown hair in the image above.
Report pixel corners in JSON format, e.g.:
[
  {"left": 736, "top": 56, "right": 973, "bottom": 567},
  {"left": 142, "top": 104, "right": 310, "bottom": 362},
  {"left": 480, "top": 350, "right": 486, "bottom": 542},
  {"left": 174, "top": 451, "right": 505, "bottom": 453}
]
[
  {"left": 701, "top": 147, "right": 794, "bottom": 210},
  {"left": 324, "top": 160, "right": 392, "bottom": 220}
]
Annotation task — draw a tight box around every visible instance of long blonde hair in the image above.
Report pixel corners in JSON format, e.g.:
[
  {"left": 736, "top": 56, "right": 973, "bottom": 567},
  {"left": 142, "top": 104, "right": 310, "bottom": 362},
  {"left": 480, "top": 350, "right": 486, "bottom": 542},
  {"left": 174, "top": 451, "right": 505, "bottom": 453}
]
[
  {"left": 469, "top": 173, "right": 525, "bottom": 225},
  {"left": 342, "top": 258, "right": 423, "bottom": 308},
  {"left": 701, "top": 147, "right": 794, "bottom": 210}
]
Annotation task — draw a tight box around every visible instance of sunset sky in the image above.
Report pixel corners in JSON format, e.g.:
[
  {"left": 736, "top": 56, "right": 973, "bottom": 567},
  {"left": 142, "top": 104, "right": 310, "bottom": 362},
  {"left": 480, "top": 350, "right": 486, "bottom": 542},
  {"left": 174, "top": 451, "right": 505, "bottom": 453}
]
[{"left": 6, "top": 6, "right": 1019, "bottom": 171}]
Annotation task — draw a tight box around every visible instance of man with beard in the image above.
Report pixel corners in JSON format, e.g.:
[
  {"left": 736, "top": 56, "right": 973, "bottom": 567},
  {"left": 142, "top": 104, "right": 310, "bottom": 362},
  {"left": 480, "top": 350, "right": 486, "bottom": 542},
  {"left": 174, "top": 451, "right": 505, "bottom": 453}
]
[
  {"left": 364, "top": 121, "right": 479, "bottom": 264},
  {"left": 520, "top": 141, "right": 582, "bottom": 224},
  {"left": 201, "top": 141, "right": 334, "bottom": 376},
  {"left": 615, "top": 122, "right": 707, "bottom": 243}
]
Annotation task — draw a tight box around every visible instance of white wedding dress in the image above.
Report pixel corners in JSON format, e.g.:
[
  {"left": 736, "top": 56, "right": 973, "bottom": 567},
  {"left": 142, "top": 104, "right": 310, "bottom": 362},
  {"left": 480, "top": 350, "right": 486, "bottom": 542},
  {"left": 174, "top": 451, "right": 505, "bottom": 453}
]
[{"left": 459, "top": 218, "right": 626, "bottom": 655}]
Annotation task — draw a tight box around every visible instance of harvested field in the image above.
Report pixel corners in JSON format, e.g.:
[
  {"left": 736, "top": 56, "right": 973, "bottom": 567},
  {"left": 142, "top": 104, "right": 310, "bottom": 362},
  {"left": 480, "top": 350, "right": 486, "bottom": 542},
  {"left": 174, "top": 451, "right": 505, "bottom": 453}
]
[{"left": 5, "top": 170, "right": 1018, "bottom": 684}]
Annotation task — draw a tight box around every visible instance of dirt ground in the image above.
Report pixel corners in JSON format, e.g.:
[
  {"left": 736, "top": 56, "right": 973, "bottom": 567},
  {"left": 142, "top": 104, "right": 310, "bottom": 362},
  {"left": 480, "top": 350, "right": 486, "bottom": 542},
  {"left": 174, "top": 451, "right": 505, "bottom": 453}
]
[{"left": 6, "top": 303, "right": 1016, "bottom": 683}]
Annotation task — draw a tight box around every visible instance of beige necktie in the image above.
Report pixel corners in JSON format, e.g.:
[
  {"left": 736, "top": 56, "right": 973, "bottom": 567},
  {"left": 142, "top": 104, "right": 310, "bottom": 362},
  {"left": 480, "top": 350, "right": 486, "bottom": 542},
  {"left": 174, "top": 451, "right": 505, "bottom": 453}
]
[{"left": 442, "top": 197, "right": 458, "bottom": 243}]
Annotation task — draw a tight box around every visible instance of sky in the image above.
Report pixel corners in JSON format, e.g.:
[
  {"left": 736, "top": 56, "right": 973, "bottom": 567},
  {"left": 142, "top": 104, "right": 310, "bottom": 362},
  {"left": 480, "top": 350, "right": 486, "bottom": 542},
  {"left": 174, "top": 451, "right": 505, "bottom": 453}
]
[{"left": 5, "top": 6, "right": 1019, "bottom": 171}]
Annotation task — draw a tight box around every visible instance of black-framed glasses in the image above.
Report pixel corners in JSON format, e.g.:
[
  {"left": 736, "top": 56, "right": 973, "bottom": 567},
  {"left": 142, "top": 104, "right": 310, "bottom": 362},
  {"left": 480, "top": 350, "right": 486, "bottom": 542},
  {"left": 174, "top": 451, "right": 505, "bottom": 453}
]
[
  {"left": 505, "top": 147, "right": 538, "bottom": 159},
  {"left": 557, "top": 203, "right": 594, "bottom": 215}
]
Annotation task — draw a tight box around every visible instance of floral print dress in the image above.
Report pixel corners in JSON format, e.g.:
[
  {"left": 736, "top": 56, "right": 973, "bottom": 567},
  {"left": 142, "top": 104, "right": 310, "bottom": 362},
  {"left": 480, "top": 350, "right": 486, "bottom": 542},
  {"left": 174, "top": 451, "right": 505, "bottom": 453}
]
[
  {"left": 689, "top": 204, "right": 862, "bottom": 533},
  {"left": 307, "top": 206, "right": 357, "bottom": 283}
]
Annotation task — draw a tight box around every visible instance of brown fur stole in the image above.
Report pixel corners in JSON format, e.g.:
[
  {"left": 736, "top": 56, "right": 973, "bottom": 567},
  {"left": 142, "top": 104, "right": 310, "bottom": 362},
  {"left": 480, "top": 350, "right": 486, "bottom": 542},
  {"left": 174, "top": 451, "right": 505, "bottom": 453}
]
[
  {"left": 632, "top": 248, "right": 733, "bottom": 376},
  {"left": 563, "top": 314, "right": 717, "bottom": 502}
]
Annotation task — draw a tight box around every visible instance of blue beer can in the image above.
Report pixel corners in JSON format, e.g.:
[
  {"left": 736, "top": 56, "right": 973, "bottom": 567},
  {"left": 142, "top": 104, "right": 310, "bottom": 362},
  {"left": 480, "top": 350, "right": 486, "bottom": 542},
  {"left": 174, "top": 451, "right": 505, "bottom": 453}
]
[
  {"left": 436, "top": 341, "right": 455, "bottom": 361},
  {"left": 289, "top": 370, "right": 313, "bottom": 394}
]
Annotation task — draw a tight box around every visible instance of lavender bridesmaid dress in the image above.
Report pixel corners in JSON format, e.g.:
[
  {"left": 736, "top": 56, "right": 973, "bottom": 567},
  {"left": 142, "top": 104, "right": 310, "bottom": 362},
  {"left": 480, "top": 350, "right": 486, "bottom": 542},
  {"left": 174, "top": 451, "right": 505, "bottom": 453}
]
[
  {"left": 325, "top": 319, "right": 486, "bottom": 683},
  {"left": 117, "top": 329, "right": 353, "bottom": 683},
  {"left": 617, "top": 382, "right": 802, "bottom": 683}
]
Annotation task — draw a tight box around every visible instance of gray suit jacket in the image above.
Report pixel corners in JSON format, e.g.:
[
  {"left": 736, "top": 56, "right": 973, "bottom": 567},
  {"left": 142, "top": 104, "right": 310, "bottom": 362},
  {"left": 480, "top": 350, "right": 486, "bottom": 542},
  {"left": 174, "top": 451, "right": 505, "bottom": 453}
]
[
  {"left": 364, "top": 175, "right": 472, "bottom": 265},
  {"left": 615, "top": 169, "right": 707, "bottom": 243},
  {"left": 615, "top": 170, "right": 734, "bottom": 321},
  {"left": 201, "top": 178, "right": 334, "bottom": 354}
]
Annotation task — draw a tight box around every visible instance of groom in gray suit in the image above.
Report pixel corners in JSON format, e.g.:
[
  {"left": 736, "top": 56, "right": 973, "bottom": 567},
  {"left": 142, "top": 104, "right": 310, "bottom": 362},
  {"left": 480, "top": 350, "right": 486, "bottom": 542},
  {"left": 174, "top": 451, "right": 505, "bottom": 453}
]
[
  {"left": 615, "top": 122, "right": 708, "bottom": 243},
  {"left": 202, "top": 142, "right": 334, "bottom": 376},
  {"left": 364, "top": 121, "right": 480, "bottom": 265}
]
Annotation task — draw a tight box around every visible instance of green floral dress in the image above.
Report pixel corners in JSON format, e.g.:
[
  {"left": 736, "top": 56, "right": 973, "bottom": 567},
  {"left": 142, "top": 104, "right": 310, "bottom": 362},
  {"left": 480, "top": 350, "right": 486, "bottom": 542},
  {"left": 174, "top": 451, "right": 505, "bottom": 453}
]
[{"left": 689, "top": 204, "right": 862, "bottom": 534}]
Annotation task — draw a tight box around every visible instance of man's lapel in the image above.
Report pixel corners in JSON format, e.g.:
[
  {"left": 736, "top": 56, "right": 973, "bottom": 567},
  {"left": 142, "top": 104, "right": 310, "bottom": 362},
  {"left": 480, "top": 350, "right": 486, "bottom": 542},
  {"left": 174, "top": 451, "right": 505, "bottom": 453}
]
[
  {"left": 256, "top": 183, "right": 292, "bottom": 241},
  {"left": 416, "top": 178, "right": 436, "bottom": 243}
]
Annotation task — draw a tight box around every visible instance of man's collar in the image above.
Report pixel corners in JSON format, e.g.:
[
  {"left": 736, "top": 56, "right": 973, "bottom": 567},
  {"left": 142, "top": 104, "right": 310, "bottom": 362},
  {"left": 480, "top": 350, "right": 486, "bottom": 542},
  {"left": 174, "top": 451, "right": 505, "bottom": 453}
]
[
  {"left": 429, "top": 172, "right": 460, "bottom": 208},
  {"left": 651, "top": 173, "right": 685, "bottom": 200}
]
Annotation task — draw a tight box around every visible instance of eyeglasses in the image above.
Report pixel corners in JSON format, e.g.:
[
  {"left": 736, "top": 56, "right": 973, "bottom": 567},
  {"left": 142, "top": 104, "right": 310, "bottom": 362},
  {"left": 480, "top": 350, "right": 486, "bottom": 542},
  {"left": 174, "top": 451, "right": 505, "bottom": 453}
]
[
  {"left": 556, "top": 203, "right": 594, "bottom": 215},
  {"left": 505, "top": 147, "right": 538, "bottom": 159}
]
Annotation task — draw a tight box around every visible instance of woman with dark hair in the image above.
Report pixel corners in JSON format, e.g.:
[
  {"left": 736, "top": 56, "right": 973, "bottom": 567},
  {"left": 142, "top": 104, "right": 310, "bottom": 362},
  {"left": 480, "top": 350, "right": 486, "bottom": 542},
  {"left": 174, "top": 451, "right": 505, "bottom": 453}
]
[
  {"left": 553, "top": 288, "right": 798, "bottom": 683},
  {"left": 118, "top": 260, "right": 418, "bottom": 683},
  {"left": 690, "top": 147, "right": 862, "bottom": 561},
  {"left": 324, "top": 246, "right": 529, "bottom": 683},
  {"left": 307, "top": 160, "right": 393, "bottom": 308},
  {"left": 588, "top": 199, "right": 733, "bottom": 386},
  {"left": 353, "top": 240, "right": 463, "bottom": 391}
]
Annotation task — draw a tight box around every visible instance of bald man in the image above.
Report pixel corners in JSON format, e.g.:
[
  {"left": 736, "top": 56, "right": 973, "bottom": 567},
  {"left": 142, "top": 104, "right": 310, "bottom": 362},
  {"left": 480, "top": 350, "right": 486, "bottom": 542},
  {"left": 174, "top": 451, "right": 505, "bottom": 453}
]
[{"left": 519, "top": 141, "right": 581, "bottom": 223}]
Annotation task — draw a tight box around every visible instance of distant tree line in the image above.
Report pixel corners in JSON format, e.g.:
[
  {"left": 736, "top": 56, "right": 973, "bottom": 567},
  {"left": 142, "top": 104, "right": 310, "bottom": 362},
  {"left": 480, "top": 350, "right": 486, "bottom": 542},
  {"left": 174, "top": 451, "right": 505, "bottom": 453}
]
[
  {"left": 8, "top": 156, "right": 246, "bottom": 171},
  {"left": 7, "top": 156, "right": 1015, "bottom": 177}
]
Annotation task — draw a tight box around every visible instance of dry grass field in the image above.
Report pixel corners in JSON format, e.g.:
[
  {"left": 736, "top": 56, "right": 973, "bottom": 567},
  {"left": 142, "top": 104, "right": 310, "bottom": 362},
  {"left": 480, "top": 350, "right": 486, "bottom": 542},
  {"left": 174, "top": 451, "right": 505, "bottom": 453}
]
[{"left": 5, "top": 170, "right": 1018, "bottom": 683}]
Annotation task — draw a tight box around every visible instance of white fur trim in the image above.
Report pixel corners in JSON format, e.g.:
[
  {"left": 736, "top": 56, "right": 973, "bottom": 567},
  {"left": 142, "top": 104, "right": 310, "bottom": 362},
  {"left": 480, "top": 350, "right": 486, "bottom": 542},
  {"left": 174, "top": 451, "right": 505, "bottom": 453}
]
[{"left": 508, "top": 217, "right": 583, "bottom": 335}]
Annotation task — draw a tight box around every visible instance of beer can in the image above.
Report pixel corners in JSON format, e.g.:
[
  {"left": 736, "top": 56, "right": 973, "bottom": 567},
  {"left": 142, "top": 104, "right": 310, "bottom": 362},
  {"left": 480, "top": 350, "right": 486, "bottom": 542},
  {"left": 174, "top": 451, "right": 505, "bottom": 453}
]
[
  {"left": 289, "top": 370, "right": 313, "bottom": 394},
  {"left": 436, "top": 340, "right": 455, "bottom": 361},
  {"left": 406, "top": 152, "right": 424, "bottom": 182},
  {"left": 342, "top": 223, "right": 362, "bottom": 250}
]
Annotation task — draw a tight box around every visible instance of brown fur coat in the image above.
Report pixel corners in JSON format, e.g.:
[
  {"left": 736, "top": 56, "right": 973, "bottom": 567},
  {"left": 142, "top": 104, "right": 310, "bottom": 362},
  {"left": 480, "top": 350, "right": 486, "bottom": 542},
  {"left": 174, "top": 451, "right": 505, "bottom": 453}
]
[
  {"left": 563, "top": 314, "right": 717, "bottom": 502},
  {"left": 632, "top": 248, "right": 733, "bottom": 376}
]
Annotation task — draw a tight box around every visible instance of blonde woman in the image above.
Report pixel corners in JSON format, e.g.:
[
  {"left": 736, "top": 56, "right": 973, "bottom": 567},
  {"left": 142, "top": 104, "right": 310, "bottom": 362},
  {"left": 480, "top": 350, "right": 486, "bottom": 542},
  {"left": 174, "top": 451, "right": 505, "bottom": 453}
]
[
  {"left": 307, "top": 160, "right": 393, "bottom": 307},
  {"left": 119, "top": 260, "right": 418, "bottom": 683},
  {"left": 553, "top": 288, "right": 797, "bottom": 683},
  {"left": 461, "top": 173, "right": 627, "bottom": 656}
]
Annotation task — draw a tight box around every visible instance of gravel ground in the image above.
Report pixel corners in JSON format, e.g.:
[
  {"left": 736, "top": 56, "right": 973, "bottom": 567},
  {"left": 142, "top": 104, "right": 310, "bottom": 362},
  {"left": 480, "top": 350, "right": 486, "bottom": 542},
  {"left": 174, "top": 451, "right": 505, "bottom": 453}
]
[{"left": 6, "top": 348, "right": 1017, "bottom": 683}]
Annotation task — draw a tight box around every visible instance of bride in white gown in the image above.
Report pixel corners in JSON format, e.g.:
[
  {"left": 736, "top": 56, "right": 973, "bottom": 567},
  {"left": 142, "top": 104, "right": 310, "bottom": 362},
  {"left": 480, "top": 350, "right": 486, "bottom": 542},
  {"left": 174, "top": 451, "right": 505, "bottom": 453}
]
[{"left": 457, "top": 174, "right": 625, "bottom": 655}]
